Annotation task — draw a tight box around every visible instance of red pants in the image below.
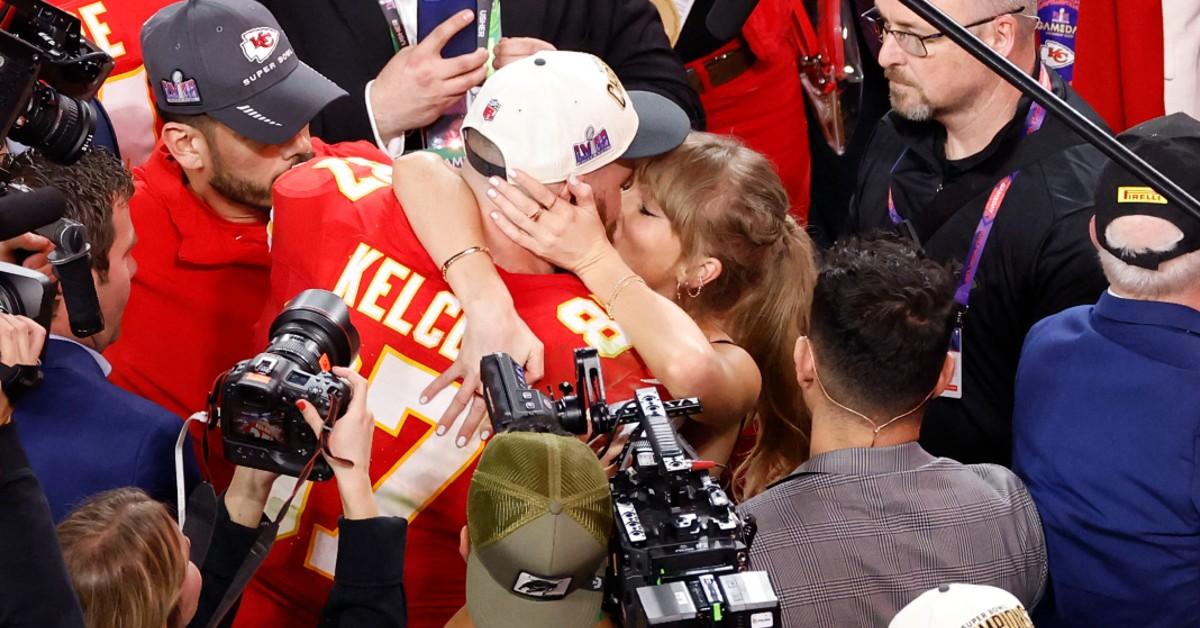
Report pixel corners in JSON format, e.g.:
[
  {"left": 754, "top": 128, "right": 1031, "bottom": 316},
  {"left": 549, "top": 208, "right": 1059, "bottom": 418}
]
[{"left": 692, "top": 51, "right": 812, "bottom": 222}]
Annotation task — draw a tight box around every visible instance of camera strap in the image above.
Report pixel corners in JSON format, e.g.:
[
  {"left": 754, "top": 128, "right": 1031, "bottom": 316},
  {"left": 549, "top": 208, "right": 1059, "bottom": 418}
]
[
  {"left": 203, "top": 451, "right": 322, "bottom": 628},
  {"left": 171, "top": 411, "right": 328, "bottom": 628}
]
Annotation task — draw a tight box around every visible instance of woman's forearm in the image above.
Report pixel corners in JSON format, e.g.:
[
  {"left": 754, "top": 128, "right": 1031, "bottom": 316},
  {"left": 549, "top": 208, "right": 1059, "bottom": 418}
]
[{"left": 577, "top": 254, "right": 760, "bottom": 426}]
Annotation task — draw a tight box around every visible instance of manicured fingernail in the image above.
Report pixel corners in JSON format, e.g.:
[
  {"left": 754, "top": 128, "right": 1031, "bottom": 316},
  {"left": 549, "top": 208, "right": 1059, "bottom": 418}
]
[
  {"left": 419, "top": 395, "right": 429, "bottom": 404},
  {"left": 568, "top": 175, "right": 579, "bottom": 185},
  {"left": 486, "top": 188, "right": 497, "bottom": 199},
  {"left": 490, "top": 211, "right": 500, "bottom": 221},
  {"left": 481, "top": 430, "right": 491, "bottom": 441},
  {"left": 296, "top": 400, "right": 307, "bottom": 410},
  {"left": 436, "top": 425, "right": 447, "bottom": 436},
  {"left": 488, "top": 176, "right": 502, "bottom": 187},
  {"left": 456, "top": 436, "right": 467, "bottom": 448},
  {"left": 462, "top": 10, "right": 473, "bottom": 20}
]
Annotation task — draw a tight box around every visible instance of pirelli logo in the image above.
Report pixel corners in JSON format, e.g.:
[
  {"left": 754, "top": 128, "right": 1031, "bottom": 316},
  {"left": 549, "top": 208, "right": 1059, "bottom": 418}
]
[{"left": 1118, "top": 186, "right": 1168, "bottom": 204}]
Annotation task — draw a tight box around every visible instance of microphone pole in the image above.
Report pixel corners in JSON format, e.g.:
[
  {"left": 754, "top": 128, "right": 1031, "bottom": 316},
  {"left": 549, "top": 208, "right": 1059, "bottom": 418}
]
[{"left": 899, "top": 0, "right": 1200, "bottom": 222}]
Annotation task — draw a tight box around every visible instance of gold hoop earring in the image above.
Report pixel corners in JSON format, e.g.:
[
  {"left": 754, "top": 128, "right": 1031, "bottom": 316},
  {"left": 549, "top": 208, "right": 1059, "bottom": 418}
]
[{"left": 687, "top": 282, "right": 703, "bottom": 299}]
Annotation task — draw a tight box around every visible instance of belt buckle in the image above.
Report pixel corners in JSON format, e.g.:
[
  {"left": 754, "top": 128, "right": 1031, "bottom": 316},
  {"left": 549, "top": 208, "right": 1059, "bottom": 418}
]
[{"left": 704, "top": 50, "right": 738, "bottom": 72}]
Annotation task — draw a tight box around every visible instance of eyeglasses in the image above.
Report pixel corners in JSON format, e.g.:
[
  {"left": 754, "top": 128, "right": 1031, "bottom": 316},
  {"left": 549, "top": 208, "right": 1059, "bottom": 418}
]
[{"left": 861, "top": 7, "right": 1027, "bottom": 58}]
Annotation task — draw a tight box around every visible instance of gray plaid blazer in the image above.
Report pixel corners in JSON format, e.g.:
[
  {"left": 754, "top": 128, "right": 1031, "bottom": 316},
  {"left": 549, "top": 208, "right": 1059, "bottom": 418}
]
[{"left": 738, "top": 442, "right": 1046, "bottom": 627}]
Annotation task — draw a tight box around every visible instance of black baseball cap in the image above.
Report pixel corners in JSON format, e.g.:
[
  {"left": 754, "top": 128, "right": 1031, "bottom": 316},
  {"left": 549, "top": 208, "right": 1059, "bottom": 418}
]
[
  {"left": 141, "top": 0, "right": 347, "bottom": 144},
  {"left": 1094, "top": 113, "right": 1200, "bottom": 270}
]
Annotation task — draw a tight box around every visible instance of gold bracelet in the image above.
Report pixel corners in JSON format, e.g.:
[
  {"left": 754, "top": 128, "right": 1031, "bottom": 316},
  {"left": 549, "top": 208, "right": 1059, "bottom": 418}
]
[
  {"left": 605, "top": 274, "right": 646, "bottom": 317},
  {"left": 440, "top": 246, "right": 492, "bottom": 281}
]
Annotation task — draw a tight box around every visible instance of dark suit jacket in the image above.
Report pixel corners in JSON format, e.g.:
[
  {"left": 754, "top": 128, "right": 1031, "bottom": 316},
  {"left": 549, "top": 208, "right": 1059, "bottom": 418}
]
[
  {"left": 256, "top": 0, "right": 704, "bottom": 144},
  {"left": 14, "top": 338, "right": 199, "bottom": 521}
]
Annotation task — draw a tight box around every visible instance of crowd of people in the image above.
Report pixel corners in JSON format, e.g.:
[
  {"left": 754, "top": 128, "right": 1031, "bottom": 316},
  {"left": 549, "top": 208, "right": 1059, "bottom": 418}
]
[{"left": 0, "top": 0, "right": 1197, "bottom": 627}]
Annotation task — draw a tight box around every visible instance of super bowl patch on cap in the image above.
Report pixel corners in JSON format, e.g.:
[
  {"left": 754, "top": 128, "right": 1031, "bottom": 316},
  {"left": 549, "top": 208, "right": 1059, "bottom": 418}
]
[{"left": 162, "top": 70, "right": 202, "bottom": 105}]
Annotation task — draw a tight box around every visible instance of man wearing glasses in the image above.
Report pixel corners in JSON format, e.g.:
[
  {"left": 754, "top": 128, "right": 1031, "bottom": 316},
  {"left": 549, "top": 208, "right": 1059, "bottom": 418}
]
[{"left": 845, "top": 0, "right": 1108, "bottom": 467}]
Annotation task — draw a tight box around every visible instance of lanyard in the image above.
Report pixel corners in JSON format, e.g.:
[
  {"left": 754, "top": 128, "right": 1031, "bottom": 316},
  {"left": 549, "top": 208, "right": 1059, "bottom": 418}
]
[
  {"left": 377, "top": 0, "right": 411, "bottom": 51},
  {"left": 378, "top": 0, "right": 503, "bottom": 57},
  {"left": 888, "top": 66, "right": 1054, "bottom": 308}
]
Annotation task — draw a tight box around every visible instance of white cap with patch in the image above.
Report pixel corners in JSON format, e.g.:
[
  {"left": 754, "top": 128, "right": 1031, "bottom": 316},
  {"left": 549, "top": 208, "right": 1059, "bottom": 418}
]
[
  {"left": 461, "top": 50, "right": 689, "bottom": 183},
  {"left": 890, "top": 584, "right": 1033, "bottom": 628}
]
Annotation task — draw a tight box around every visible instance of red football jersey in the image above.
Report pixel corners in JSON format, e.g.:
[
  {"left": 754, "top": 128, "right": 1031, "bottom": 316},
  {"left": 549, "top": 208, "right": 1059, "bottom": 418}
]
[
  {"left": 234, "top": 148, "right": 650, "bottom": 627},
  {"left": 50, "top": 0, "right": 175, "bottom": 164}
]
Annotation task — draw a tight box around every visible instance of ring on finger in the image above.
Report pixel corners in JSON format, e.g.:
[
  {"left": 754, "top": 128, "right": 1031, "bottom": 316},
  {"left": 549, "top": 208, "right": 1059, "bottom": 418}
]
[{"left": 528, "top": 207, "right": 545, "bottom": 222}]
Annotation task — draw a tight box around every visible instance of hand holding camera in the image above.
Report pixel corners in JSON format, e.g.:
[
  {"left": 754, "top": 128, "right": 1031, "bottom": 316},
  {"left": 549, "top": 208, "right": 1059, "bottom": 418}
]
[
  {"left": 296, "top": 367, "right": 379, "bottom": 520},
  {"left": 210, "top": 289, "right": 361, "bottom": 482},
  {"left": 0, "top": 313, "right": 44, "bottom": 424}
]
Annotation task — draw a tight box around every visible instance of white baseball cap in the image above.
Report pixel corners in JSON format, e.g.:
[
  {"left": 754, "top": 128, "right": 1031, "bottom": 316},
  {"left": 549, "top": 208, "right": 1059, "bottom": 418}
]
[
  {"left": 462, "top": 50, "right": 690, "bottom": 183},
  {"left": 890, "top": 584, "right": 1034, "bottom": 628}
]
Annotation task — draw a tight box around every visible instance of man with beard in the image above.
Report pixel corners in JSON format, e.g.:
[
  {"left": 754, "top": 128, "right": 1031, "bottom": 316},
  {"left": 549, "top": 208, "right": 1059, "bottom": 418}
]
[
  {"left": 104, "top": 0, "right": 363, "bottom": 483},
  {"left": 845, "top": 0, "right": 1108, "bottom": 465}
]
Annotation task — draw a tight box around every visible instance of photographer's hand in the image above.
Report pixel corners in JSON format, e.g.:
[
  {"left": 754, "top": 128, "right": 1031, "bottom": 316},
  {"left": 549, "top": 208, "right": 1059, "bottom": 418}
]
[
  {"left": 0, "top": 233, "right": 55, "bottom": 282},
  {"left": 225, "top": 466, "right": 279, "bottom": 528},
  {"left": 0, "top": 314, "right": 44, "bottom": 424},
  {"left": 0, "top": 313, "right": 45, "bottom": 367},
  {"left": 298, "top": 368, "right": 379, "bottom": 520}
]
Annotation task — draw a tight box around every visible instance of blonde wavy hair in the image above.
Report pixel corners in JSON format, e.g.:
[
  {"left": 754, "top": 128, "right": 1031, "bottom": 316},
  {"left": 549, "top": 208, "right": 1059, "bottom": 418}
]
[
  {"left": 57, "top": 488, "right": 189, "bottom": 628},
  {"left": 635, "top": 132, "right": 818, "bottom": 500}
]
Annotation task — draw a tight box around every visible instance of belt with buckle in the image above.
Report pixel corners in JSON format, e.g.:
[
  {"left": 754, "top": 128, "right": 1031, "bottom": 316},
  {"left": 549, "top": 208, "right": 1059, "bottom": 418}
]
[{"left": 685, "top": 42, "right": 756, "bottom": 94}]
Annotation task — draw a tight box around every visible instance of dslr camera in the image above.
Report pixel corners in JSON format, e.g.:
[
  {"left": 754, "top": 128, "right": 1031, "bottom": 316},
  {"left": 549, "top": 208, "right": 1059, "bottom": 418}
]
[
  {"left": 209, "top": 290, "right": 361, "bottom": 481},
  {"left": 482, "top": 349, "right": 781, "bottom": 627}
]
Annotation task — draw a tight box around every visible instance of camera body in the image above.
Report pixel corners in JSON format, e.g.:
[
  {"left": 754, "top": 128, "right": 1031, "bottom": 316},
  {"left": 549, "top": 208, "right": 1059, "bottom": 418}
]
[
  {"left": 218, "top": 352, "right": 350, "bottom": 481},
  {"left": 0, "top": 0, "right": 113, "bottom": 164},
  {"left": 481, "top": 349, "right": 781, "bottom": 627},
  {"left": 0, "top": 260, "right": 53, "bottom": 329},
  {"left": 211, "top": 289, "right": 361, "bottom": 481}
]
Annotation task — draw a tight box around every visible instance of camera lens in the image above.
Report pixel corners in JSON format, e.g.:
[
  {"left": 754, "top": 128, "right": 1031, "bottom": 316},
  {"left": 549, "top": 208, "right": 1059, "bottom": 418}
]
[
  {"left": 9, "top": 83, "right": 96, "bottom": 165},
  {"left": 266, "top": 289, "right": 361, "bottom": 373},
  {"left": 0, "top": 279, "right": 26, "bottom": 317}
]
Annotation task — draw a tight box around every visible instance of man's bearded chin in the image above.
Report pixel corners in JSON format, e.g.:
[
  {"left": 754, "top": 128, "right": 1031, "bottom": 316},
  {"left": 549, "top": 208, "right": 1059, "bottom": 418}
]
[
  {"left": 210, "top": 152, "right": 315, "bottom": 213},
  {"left": 885, "top": 70, "right": 934, "bottom": 122}
]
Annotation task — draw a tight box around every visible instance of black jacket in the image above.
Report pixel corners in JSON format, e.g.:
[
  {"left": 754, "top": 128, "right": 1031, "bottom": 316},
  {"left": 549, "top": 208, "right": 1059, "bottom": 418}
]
[
  {"left": 256, "top": 0, "right": 704, "bottom": 145},
  {"left": 193, "top": 500, "right": 409, "bottom": 628},
  {"left": 848, "top": 67, "right": 1109, "bottom": 465},
  {"left": 0, "top": 424, "right": 85, "bottom": 628}
]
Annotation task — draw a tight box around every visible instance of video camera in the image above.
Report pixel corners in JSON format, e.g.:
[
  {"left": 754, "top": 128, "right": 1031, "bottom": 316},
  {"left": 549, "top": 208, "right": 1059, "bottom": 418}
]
[
  {"left": 208, "top": 290, "right": 361, "bottom": 482},
  {"left": 0, "top": 0, "right": 113, "bottom": 337},
  {"left": 0, "top": 0, "right": 113, "bottom": 165},
  {"left": 482, "top": 349, "right": 781, "bottom": 628}
]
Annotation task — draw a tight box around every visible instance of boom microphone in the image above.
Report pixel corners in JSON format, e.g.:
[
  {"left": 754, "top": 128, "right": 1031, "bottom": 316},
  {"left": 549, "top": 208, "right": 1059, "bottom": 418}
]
[{"left": 0, "top": 187, "right": 67, "bottom": 241}]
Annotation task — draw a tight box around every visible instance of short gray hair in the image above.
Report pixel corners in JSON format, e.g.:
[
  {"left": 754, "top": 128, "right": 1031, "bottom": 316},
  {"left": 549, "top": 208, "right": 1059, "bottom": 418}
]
[
  {"left": 978, "top": 0, "right": 1037, "bottom": 36},
  {"left": 1098, "top": 215, "right": 1200, "bottom": 297}
]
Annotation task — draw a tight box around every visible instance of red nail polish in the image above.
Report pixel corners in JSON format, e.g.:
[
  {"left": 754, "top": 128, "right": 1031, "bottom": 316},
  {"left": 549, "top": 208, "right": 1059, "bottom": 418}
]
[{"left": 296, "top": 400, "right": 307, "bottom": 410}]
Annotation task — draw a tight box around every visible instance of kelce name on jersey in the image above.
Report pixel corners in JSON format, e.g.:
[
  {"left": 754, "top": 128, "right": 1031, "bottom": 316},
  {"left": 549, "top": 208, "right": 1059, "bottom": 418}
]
[{"left": 332, "top": 242, "right": 467, "bottom": 361}]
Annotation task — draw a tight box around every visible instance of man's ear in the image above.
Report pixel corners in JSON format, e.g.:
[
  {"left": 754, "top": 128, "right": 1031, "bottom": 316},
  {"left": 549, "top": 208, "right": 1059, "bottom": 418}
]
[
  {"left": 988, "top": 14, "right": 1021, "bottom": 58},
  {"left": 160, "top": 122, "right": 209, "bottom": 171},
  {"left": 794, "top": 335, "right": 816, "bottom": 390},
  {"left": 1089, "top": 216, "right": 1100, "bottom": 249},
  {"left": 931, "top": 352, "right": 956, "bottom": 397},
  {"left": 458, "top": 525, "right": 470, "bottom": 563}
]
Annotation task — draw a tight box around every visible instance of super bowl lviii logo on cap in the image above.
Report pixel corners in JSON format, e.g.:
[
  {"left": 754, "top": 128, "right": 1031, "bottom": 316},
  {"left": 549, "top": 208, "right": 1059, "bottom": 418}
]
[
  {"left": 240, "top": 27, "right": 280, "bottom": 64},
  {"left": 574, "top": 126, "right": 613, "bottom": 166},
  {"left": 162, "top": 70, "right": 201, "bottom": 106}
]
